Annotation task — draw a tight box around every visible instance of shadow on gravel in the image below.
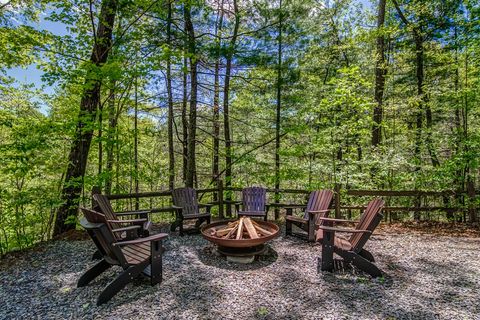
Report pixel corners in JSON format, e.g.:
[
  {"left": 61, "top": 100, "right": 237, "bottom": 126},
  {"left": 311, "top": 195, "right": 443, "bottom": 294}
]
[{"left": 197, "top": 244, "right": 278, "bottom": 270}]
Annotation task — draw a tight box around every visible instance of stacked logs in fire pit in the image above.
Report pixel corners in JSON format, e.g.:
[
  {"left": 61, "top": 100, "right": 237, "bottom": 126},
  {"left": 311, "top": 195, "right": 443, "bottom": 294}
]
[{"left": 208, "top": 217, "right": 274, "bottom": 240}]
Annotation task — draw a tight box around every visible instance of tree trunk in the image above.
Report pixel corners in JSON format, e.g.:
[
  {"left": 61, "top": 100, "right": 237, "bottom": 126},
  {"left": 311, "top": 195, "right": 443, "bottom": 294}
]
[
  {"left": 212, "top": 1, "right": 224, "bottom": 203},
  {"left": 274, "top": 0, "right": 283, "bottom": 219},
  {"left": 223, "top": 0, "right": 240, "bottom": 216},
  {"left": 134, "top": 67, "right": 139, "bottom": 210},
  {"left": 105, "top": 83, "right": 117, "bottom": 195},
  {"left": 372, "top": 0, "right": 387, "bottom": 147},
  {"left": 184, "top": 2, "right": 197, "bottom": 188},
  {"left": 98, "top": 101, "right": 103, "bottom": 176},
  {"left": 54, "top": 0, "right": 117, "bottom": 236},
  {"left": 182, "top": 54, "right": 188, "bottom": 183},
  {"left": 166, "top": 0, "right": 175, "bottom": 190}
]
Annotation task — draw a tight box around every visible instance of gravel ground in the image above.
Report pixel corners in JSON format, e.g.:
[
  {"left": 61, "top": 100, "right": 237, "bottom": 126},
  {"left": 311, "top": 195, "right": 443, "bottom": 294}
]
[{"left": 1, "top": 224, "right": 479, "bottom": 320}]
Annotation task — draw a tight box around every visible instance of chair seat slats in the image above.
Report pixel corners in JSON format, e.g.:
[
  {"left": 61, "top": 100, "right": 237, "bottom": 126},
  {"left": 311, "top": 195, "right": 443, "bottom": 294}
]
[{"left": 122, "top": 243, "right": 150, "bottom": 264}]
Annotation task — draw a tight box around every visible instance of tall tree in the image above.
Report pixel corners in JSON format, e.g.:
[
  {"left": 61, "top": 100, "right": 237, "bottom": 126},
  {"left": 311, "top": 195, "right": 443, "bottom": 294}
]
[
  {"left": 54, "top": 0, "right": 117, "bottom": 235},
  {"left": 212, "top": 0, "right": 224, "bottom": 202},
  {"left": 223, "top": 0, "right": 240, "bottom": 215},
  {"left": 184, "top": 0, "right": 197, "bottom": 187},
  {"left": 371, "top": 0, "right": 387, "bottom": 147},
  {"left": 166, "top": 0, "right": 175, "bottom": 190},
  {"left": 274, "top": 0, "right": 283, "bottom": 218}
]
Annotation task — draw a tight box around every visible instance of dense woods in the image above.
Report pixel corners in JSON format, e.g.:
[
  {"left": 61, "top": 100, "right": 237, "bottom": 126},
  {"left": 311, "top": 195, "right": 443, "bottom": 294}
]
[{"left": 1, "top": 0, "right": 479, "bottom": 255}]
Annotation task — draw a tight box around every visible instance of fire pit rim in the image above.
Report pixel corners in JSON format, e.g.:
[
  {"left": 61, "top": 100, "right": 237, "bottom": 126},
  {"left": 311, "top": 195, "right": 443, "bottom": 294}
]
[{"left": 201, "top": 219, "right": 280, "bottom": 248}]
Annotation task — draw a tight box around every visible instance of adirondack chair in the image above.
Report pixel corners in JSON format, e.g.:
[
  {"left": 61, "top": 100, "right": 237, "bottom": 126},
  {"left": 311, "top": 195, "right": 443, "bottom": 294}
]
[
  {"left": 78, "top": 208, "right": 168, "bottom": 305},
  {"left": 235, "top": 186, "right": 269, "bottom": 221},
  {"left": 93, "top": 193, "right": 152, "bottom": 240},
  {"left": 285, "top": 190, "right": 334, "bottom": 242},
  {"left": 171, "top": 187, "right": 212, "bottom": 236},
  {"left": 317, "top": 198, "right": 384, "bottom": 277}
]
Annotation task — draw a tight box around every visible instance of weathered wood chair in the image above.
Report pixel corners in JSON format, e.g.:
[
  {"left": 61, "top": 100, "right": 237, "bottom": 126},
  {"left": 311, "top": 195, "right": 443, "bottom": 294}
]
[
  {"left": 171, "top": 187, "right": 212, "bottom": 236},
  {"left": 317, "top": 198, "right": 384, "bottom": 277},
  {"left": 78, "top": 208, "right": 168, "bottom": 305},
  {"left": 93, "top": 193, "right": 152, "bottom": 240},
  {"left": 285, "top": 190, "right": 334, "bottom": 242},
  {"left": 235, "top": 186, "right": 269, "bottom": 221}
]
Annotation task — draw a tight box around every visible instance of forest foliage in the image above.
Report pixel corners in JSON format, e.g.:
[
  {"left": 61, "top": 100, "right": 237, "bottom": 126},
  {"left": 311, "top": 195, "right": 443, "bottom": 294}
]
[{"left": 0, "top": 0, "right": 479, "bottom": 254}]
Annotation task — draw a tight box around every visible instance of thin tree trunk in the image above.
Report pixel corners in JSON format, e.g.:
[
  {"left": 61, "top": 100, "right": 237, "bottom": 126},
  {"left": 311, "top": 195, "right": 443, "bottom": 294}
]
[
  {"left": 274, "top": 0, "right": 283, "bottom": 220},
  {"left": 98, "top": 101, "right": 103, "bottom": 177},
  {"left": 53, "top": 0, "right": 117, "bottom": 235},
  {"left": 184, "top": 2, "right": 197, "bottom": 188},
  {"left": 105, "top": 84, "right": 116, "bottom": 195},
  {"left": 166, "top": 0, "right": 175, "bottom": 190},
  {"left": 134, "top": 66, "right": 139, "bottom": 210},
  {"left": 223, "top": 0, "right": 240, "bottom": 216},
  {"left": 372, "top": 0, "right": 387, "bottom": 147},
  {"left": 182, "top": 55, "right": 188, "bottom": 183},
  {"left": 212, "top": 1, "right": 224, "bottom": 204}
]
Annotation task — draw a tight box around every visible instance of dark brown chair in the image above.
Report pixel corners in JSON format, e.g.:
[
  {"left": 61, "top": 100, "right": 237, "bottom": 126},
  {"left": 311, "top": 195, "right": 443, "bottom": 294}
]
[
  {"left": 317, "top": 198, "right": 384, "bottom": 277},
  {"left": 285, "top": 190, "right": 334, "bottom": 242},
  {"left": 235, "top": 186, "right": 268, "bottom": 221},
  {"left": 93, "top": 193, "right": 152, "bottom": 240},
  {"left": 78, "top": 208, "right": 168, "bottom": 305},
  {"left": 171, "top": 187, "right": 212, "bottom": 236}
]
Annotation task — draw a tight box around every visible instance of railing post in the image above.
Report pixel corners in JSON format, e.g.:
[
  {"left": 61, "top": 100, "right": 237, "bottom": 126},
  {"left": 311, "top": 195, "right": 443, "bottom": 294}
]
[
  {"left": 218, "top": 180, "right": 224, "bottom": 219},
  {"left": 334, "top": 184, "right": 341, "bottom": 219},
  {"left": 467, "top": 180, "right": 476, "bottom": 223}
]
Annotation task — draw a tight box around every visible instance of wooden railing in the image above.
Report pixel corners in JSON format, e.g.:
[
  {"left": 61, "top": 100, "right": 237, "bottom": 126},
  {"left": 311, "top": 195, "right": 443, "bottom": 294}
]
[{"left": 98, "top": 181, "right": 478, "bottom": 223}]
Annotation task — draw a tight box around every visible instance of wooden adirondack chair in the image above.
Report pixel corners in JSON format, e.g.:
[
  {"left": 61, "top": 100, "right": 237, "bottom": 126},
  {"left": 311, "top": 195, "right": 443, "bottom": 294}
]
[
  {"left": 317, "top": 198, "right": 384, "bottom": 277},
  {"left": 78, "top": 208, "right": 168, "bottom": 305},
  {"left": 235, "top": 187, "right": 269, "bottom": 221},
  {"left": 93, "top": 193, "right": 152, "bottom": 240},
  {"left": 285, "top": 190, "right": 334, "bottom": 242},
  {"left": 171, "top": 187, "right": 212, "bottom": 236}
]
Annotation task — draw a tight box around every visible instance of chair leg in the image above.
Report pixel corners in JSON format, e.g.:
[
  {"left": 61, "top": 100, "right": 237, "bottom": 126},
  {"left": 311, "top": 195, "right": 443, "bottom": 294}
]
[
  {"left": 179, "top": 221, "right": 184, "bottom": 236},
  {"left": 320, "top": 231, "right": 335, "bottom": 272},
  {"left": 285, "top": 208, "right": 293, "bottom": 235},
  {"left": 150, "top": 240, "right": 164, "bottom": 285},
  {"left": 91, "top": 249, "right": 103, "bottom": 261},
  {"left": 358, "top": 248, "right": 375, "bottom": 262},
  {"left": 307, "top": 218, "right": 315, "bottom": 242},
  {"left": 78, "top": 259, "right": 111, "bottom": 287},
  {"left": 97, "top": 263, "right": 147, "bottom": 306},
  {"left": 339, "top": 250, "right": 382, "bottom": 278}
]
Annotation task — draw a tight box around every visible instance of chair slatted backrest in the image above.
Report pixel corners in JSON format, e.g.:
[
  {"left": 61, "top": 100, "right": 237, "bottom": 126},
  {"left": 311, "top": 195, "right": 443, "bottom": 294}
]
[
  {"left": 172, "top": 187, "right": 199, "bottom": 216},
  {"left": 303, "top": 190, "right": 334, "bottom": 224},
  {"left": 80, "top": 207, "right": 127, "bottom": 267},
  {"left": 92, "top": 193, "right": 125, "bottom": 240},
  {"left": 242, "top": 187, "right": 266, "bottom": 212},
  {"left": 349, "top": 198, "right": 384, "bottom": 252}
]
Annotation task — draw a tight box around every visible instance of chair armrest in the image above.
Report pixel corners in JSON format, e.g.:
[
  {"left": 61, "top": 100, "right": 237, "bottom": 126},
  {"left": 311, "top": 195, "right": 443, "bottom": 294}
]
[
  {"left": 113, "top": 233, "right": 169, "bottom": 246},
  {"left": 307, "top": 209, "right": 330, "bottom": 214},
  {"left": 115, "top": 210, "right": 151, "bottom": 217},
  {"left": 172, "top": 205, "right": 183, "bottom": 210},
  {"left": 317, "top": 217, "right": 359, "bottom": 223},
  {"left": 108, "top": 218, "right": 148, "bottom": 224},
  {"left": 318, "top": 226, "right": 371, "bottom": 234},
  {"left": 111, "top": 225, "right": 142, "bottom": 233}
]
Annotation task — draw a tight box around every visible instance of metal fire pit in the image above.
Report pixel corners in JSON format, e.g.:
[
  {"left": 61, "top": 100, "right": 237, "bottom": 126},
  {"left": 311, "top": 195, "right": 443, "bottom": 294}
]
[{"left": 201, "top": 220, "right": 279, "bottom": 263}]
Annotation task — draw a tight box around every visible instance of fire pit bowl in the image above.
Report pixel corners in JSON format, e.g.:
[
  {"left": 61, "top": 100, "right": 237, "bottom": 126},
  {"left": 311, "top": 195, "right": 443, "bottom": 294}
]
[{"left": 201, "top": 219, "right": 280, "bottom": 248}]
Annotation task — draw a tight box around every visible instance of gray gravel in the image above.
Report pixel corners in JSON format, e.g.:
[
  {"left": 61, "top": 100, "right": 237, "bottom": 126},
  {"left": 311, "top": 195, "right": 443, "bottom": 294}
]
[{"left": 1, "top": 224, "right": 479, "bottom": 320}]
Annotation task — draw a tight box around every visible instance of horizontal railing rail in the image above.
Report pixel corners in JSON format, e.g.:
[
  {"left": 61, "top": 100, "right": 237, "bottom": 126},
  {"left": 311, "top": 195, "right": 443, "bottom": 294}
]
[{"left": 96, "top": 181, "right": 477, "bottom": 222}]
